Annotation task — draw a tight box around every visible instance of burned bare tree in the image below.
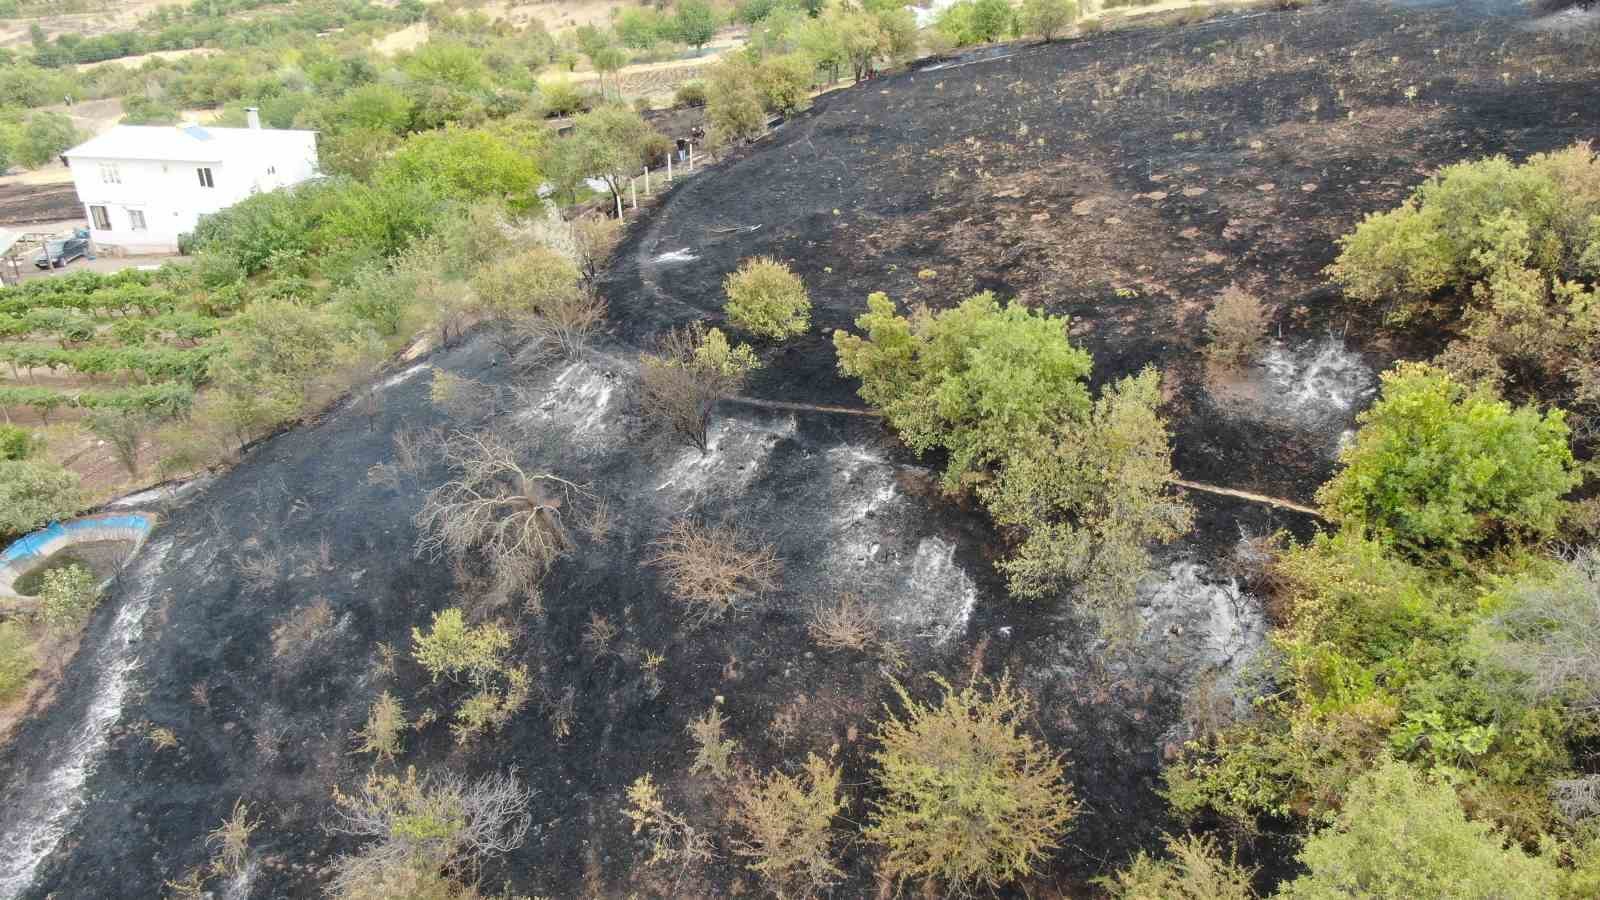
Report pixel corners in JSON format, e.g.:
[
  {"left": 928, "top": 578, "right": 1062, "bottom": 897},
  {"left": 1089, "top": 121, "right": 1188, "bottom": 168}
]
[
  {"left": 639, "top": 323, "right": 761, "bottom": 453},
  {"left": 414, "top": 430, "right": 593, "bottom": 600},
  {"left": 326, "top": 767, "right": 532, "bottom": 897}
]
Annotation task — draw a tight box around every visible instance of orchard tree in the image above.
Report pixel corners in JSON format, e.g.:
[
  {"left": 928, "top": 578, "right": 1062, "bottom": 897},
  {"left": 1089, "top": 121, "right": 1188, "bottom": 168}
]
[
  {"left": 379, "top": 127, "right": 542, "bottom": 212},
  {"left": 569, "top": 105, "right": 668, "bottom": 212},
  {"left": 675, "top": 0, "right": 718, "bottom": 51},
  {"left": 591, "top": 45, "right": 628, "bottom": 100},
  {"left": 1021, "top": 0, "right": 1078, "bottom": 42},
  {"left": 0, "top": 459, "right": 80, "bottom": 538}
]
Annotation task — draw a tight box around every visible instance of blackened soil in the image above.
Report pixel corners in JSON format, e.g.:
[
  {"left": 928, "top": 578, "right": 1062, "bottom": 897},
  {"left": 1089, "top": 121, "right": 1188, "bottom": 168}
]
[
  {"left": 609, "top": 0, "right": 1598, "bottom": 502},
  {"left": 2, "top": 2, "right": 1598, "bottom": 898}
]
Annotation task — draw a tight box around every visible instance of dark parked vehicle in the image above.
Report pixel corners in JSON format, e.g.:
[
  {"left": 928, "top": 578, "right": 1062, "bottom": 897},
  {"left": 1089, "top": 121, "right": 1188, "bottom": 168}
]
[{"left": 34, "top": 229, "right": 90, "bottom": 269}]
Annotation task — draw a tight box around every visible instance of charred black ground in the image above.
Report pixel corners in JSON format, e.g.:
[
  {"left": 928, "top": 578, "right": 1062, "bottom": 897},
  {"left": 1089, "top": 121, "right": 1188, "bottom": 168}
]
[{"left": 1, "top": 1, "right": 1597, "bottom": 897}]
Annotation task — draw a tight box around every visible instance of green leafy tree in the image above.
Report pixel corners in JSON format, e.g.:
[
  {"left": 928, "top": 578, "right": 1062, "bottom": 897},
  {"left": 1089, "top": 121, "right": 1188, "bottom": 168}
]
[
  {"left": 1316, "top": 362, "right": 1579, "bottom": 565},
  {"left": 723, "top": 256, "right": 810, "bottom": 339},
  {"left": 568, "top": 104, "right": 666, "bottom": 211},
  {"left": 1280, "top": 759, "right": 1559, "bottom": 900},
  {"left": 705, "top": 58, "right": 768, "bottom": 147},
  {"left": 982, "top": 367, "right": 1192, "bottom": 625},
  {"left": 591, "top": 45, "right": 628, "bottom": 100},
  {"left": 866, "top": 675, "right": 1077, "bottom": 895},
  {"left": 0, "top": 424, "right": 40, "bottom": 461},
  {"left": 338, "top": 83, "right": 414, "bottom": 134},
  {"left": 402, "top": 41, "right": 489, "bottom": 90},
  {"left": 16, "top": 110, "right": 79, "bottom": 168},
  {"left": 833, "top": 290, "right": 1092, "bottom": 490},
  {"left": 675, "top": 0, "right": 718, "bottom": 51},
  {"left": 379, "top": 127, "right": 541, "bottom": 212},
  {"left": 0, "top": 459, "right": 80, "bottom": 538}
]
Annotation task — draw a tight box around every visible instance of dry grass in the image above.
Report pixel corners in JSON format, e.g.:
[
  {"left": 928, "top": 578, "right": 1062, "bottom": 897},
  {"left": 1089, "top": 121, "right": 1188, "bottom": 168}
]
[
  {"left": 237, "top": 554, "right": 281, "bottom": 594},
  {"left": 581, "top": 612, "right": 619, "bottom": 657},
  {"left": 649, "top": 519, "right": 781, "bottom": 627},
  {"left": 206, "top": 798, "right": 260, "bottom": 876},
  {"left": 271, "top": 597, "right": 335, "bottom": 660}
]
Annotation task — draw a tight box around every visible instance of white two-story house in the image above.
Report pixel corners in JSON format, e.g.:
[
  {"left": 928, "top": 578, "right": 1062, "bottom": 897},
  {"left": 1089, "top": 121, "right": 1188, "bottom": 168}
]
[{"left": 62, "top": 110, "right": 319, "bottom": 255}]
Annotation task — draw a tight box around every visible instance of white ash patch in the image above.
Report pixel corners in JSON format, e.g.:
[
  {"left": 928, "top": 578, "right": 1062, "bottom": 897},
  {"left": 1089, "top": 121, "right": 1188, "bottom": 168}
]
[
  {"left": 651, "top": 248, "right": 699, "bottom": 264},
  {"left": 380, "top": 363, "right": 432, "bottom": 390},
  {"left": 518, "top": 360, "right": 619, "bottom": 447},
  {"left": 1134, "top": 560, "right": 1268, "bottom": 709},
  {"left": 1260, "top": 337, "right": 1375, "bottom": 420},
  {"left": 891, "top": 537, "right": 980, "bottom": 646},
  {"left": 108, "top": 476, "right": 211, "bottom": 509},
  {"left": 654, "top": 413, "right": 797, "bottom": 498}
]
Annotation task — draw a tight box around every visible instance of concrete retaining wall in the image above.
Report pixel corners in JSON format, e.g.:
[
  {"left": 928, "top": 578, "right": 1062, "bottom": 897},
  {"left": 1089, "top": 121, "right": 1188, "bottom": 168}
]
[{"left": 0, "top": 513, "right": 155, "bottom": 603}]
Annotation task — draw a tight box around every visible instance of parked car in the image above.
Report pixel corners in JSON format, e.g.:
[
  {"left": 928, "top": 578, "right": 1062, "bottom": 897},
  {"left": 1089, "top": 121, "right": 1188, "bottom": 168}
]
[{"left": 34, "top": 229, "right": 90, "bottom": 269}]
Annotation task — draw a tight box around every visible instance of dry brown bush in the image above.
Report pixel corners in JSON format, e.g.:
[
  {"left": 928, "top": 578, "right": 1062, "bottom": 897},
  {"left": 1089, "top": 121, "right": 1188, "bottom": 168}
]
[
  {"left": 509, "top": 288, "right": 608, "bottom": 367},
  {"left": 1204, "top": 286, "right": 1270, "bottom": 366},
  {"left": 731, "top": 754, "right": 847, "bottom": 899},
  {"left": 638, "top": 323, "right": 760, "bottom": 453},
  {"left": 649, "top": 519, "right": 781, "bottom": 626},
  {"left": 413, "top": 430, "right": 593, "bottom": 600},
  {"left": 237, "top": 554, "right": 281, "bottom": 593},
  {"left": 581, "top": 612, "right": 619, "bottom": 658},
  {"left": 573, "top": 215, "right": 623, "bottom": 280},
  {"left": 806, "top": 594, "right": 880, "bottom": 653},
  {"left": 327, "top": 767, "right": 532, "bottom": 900}
]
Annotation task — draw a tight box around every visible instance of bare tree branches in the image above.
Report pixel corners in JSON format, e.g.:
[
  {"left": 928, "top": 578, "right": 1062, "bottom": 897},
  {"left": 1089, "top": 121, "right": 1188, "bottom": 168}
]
[
  {"left": 327, "top": 767, "right": 533, "bottom": 897},
  {"left": 414, "top": 430, "right": 593, "bottom": 599}
]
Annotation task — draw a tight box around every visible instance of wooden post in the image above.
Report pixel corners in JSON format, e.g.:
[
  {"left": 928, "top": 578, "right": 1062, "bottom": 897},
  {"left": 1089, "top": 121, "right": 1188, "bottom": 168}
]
[
  {"left": 630, "top": 178, "right": 638, "bottom": 210},
  {"left": 616, "top": 191, "right": 623, "bottom": 218},
  {"left": 644, "top": 167, "right": 651, "bottom": 196},
  {"left": 688, "top": 144, "right": 694, "bottom": 172},
  {"left": 667, "top": 154, "right": 673, "bottom": 182}
]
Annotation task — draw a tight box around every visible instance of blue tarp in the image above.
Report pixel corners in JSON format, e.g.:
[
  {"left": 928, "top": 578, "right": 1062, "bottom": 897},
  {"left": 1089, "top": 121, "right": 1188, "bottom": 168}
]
[{"left": 0, "top": 515, "right": 151, "bottom": 566}]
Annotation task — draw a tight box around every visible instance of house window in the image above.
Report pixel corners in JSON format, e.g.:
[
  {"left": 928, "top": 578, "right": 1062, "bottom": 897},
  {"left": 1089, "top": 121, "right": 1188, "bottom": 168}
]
[
  {"left": 90, "top": 205, "right": 111, "bottom": 230},
  {"left": 99, "top": 163, "right": 120, "bottom": 184},
  {"left": 266, "top": 165, "right": 276, "bottom": 175},
  {"left": 128, "top": 209, "right": 147, "bottom": 231},
  {"left": 197, "top": 167, "right": 214, "bottom": 188}
]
